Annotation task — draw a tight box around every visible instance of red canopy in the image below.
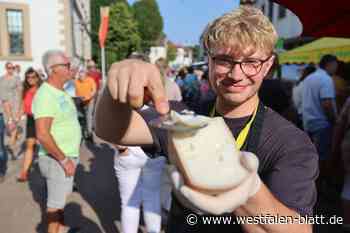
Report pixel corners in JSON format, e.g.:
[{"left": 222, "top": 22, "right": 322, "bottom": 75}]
[{"left": 272, "top": 0, "right": 350, "bottom": 38}]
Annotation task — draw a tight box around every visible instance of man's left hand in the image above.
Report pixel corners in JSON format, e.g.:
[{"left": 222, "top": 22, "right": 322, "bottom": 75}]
[{"left": 169, "top": 151, "right": 262, "bottom": 215}]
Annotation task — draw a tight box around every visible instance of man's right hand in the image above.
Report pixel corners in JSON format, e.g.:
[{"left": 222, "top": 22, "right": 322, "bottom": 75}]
[
  {"left": 61, "top": 159, "right": 76, "bottom": 177},
  {"left": 6, "top": 121, "right": 17, "bottom": 133},
  {"left": 107, "top": 59, "right": 169, "bottom": 115}
]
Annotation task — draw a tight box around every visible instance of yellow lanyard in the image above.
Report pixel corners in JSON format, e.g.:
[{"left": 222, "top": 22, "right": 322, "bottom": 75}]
[{"left": 210, "top": 101, "right": 259, "bottom": 150}]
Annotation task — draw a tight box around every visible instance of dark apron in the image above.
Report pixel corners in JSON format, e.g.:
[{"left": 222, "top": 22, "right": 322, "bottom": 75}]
[{"left": 166, "top": 101, "right": 266, "bottom": 233}]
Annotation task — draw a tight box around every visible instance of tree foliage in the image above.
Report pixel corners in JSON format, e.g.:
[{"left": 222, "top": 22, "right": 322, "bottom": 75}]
[
  {"left": 191, "top": 45, "right": 202, "bottom": 61},
  {"left": 167, "top": 43, "right": 177, "bottom": 62},
  {"left": 105, "top": 2, "right": 141, "bottom": 66},
  {"left": 90, "top": 0, "right": 129, "bottom": 64},
  {"left": 132, "top": 0, "right": 163, "bottom": 52}
]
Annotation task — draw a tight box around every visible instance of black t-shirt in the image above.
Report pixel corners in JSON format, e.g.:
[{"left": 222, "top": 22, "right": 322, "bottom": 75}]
[{"left": 139, "top": 101, "right": 318, "bottom": 232}]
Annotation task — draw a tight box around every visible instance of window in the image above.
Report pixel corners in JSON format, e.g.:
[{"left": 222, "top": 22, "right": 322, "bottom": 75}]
[
  {"left": 0, "top": 3, "right": 31, "bottom": 60},
  {"left": 7, "top": 9, "right": 24, "bottom": 55},
  {"left": 268, "top": 1, "right": 274, "bottom": 21},
  {"left": 278, "top": 5, "right": 286, "bottom": 19}
]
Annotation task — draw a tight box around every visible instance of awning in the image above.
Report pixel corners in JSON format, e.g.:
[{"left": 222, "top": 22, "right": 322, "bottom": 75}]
[
  {"left": 273, "top": 0, "right": 350, "bottom": 38},
  {"left": 279, "top": 37, "right": 350, "bottom": 64}
]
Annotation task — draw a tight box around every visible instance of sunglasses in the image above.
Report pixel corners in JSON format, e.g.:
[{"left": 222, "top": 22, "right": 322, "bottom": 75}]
[
  {"left": 6, "top": 66, "right": 14, "bottom": 70},
  {"left": 26, "top": 74, "right": 39, "bottom": 79},
  {"left": 51, "top": 63, "right": 71, "bottom": 70}
]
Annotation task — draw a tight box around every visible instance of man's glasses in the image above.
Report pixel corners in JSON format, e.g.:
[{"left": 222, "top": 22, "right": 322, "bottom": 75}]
[
  {"left": 209, "top": 53, "right": 273, "bottom": 77},
  {"left": 6, "top": 66, "right": 14, "bottom": 70},
  {"left": 51, "top": 63, "right": 71, "bottom": 70}
]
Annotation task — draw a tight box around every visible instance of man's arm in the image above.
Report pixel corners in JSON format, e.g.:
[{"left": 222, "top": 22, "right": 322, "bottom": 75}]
[
  {"left": 90, "top": 78, "right": 97, "bottom": 98},
  {"left": 95, "top": 59, "right": 169, "bottom": 146},
  {"left": 35, "top": 117, "right": 66, "bottom": 161},
  {"left": 2, "top": 100, "right": 14, "bottom": 122},
  {"left": 15, "top": 79, "right": 23, "bottom": 120},
  {"left": 95, "top": 88, "right": 154, "bottom": 146},
  {"left": 36, "top": 117, "right": 75, "bottom": 176},
  {"left": 235, "top": 184, "right": 312, "bottom": 233},
  {"left": 321, "top": 98, "right": 337, "bottom": 124}
]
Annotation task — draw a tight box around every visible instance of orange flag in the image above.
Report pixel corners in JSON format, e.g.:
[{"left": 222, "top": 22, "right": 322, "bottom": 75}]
[{"left": 99, "top": 7, "right": 109, "bottom": 48}]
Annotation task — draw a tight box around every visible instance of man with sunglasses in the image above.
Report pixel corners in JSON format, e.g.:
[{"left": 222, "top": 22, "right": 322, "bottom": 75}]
[
  {"left": 0, "top": 62, "right": 23, "bottom": 160},
  {"left": 95, "top": 6, "right": 317, "bottom": 233},
  {"left": 32, "top": 50, "right": 81, "bottom": 233},
  {"left": 0, "top": 62, "right": 17, "bottom": 182}
]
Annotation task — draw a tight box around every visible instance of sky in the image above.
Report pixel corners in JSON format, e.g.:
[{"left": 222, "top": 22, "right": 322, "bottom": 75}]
[{"left": 128, "top": 0, "right": 240, "bottom": 46}]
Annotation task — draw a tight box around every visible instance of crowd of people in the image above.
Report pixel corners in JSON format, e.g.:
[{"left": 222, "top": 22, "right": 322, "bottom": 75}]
[{"left": 1, "top": 4, "right": 350, "bottom": 233}]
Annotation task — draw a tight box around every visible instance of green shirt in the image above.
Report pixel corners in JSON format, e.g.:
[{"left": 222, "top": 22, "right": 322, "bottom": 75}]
[{"left": 32, "top": 82, "right": 81, "bottom": 157}]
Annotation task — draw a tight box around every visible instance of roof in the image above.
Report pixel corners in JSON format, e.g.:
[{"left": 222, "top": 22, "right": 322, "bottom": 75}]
[{"left": 279, "top": 37, "right": 350, "bottom": 64}]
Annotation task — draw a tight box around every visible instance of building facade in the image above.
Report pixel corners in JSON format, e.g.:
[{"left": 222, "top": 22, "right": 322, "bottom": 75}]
[
  {"left": 169, "top": 47, "right": 193, "bottom": 69},
  {"left": 149, "top": 46, "right": 167, "bottom": 64},
  {"left": 0, "top": 0, "right": 91, "bottom": 76},
  {"left": 241, "top": 0, "right": 302, "bottom": 39}
]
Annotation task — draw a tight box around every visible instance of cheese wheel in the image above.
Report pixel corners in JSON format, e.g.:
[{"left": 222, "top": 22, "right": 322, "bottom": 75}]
[{"left": 168, "top": 116, "right": 249, "bottom": 195}]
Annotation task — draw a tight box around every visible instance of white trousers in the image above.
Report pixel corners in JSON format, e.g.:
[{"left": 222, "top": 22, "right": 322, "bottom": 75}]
[{"left": 114, "top": 147, "right": 166, "bottom": 233}]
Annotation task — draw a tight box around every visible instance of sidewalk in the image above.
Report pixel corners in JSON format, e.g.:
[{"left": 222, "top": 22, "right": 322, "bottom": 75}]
[{"left": 0, "top": 142, "right": 123, "bottom": 233}]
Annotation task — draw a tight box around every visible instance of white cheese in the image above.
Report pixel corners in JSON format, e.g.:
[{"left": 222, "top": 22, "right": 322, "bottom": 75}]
[{"left": 168, "top": 116, "right": 249, "bottom": 194}]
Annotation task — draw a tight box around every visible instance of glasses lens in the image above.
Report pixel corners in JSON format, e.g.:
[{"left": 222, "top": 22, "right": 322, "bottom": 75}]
[
  {"left": 241, "top": 61, "right": 262, "bottom": 76},
  {"left": 214, "top": 58, "right": 232, "bottom": 74}
]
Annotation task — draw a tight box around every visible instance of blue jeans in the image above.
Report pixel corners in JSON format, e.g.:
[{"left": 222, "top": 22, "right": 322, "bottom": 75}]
[
  {"left": 309, "top": 126, "right": 332, "bottom": 161},
  {"left": 0, "top": 114, "right": 7, "bottom": 176}
]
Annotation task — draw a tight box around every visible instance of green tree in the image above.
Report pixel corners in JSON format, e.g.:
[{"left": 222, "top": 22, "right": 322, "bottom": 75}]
[
  {"left": 167, "top": 42, "right": 177, "bottom": 62},
  {"left": 191, "top": 44, "right": 201, "bottom": 61},
  {"left": 105, "top": 2, "right": 141, "bottom": 66},
  {"left": 132, "top": 0, "right": 163, "bottom": 52},
  {"left": 90, "top": 0, "right": 128, "bottom": 64}
]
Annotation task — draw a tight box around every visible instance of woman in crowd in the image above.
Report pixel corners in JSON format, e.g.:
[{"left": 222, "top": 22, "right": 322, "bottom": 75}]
[
  {"left": 112, "top": 55, "right": 171, "bottom": 233},
  {"left": 114, "top": 145, "right": 165, "bottom": 233},
  {"left": 17, "top": 68, "right": 42, "bottom": 182},
  {"left": 155, "top": 58, "right": 182, "bottom": 102}
]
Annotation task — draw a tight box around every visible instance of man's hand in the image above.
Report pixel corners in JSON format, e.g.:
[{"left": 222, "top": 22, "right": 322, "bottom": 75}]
[
  {"left": 169, "top": 151, "right": 261, "bottom": 215},
  {"left": 60, "top": 158, "right": 76, "bottom": 177},
  {"left": 107, "top": 59, "right": 169, "bottom": 114},
  {"left": 6, "top": 119, "right": 17, "bottom": 133}
]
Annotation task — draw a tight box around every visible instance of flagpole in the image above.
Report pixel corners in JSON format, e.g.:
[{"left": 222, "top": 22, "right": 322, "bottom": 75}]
[
  {"left": 99, "top": 6, "right": 109, "bottom": 88},
  {"left": 101, "top": 46, "right": 106, "bottom": 87}
]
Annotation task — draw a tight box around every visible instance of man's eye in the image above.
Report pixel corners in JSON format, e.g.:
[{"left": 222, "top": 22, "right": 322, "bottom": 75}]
[{"left": 243, "top": 61, "right": 261, "bottom": 67}]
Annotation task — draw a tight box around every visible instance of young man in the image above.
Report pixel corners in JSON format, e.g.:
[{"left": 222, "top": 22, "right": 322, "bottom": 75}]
[
  {"left": 32, "top": 50, "right": 81, "bottom": 233},
  {"left": 95, "top": 6, "right": 318, "bottom": 233}
]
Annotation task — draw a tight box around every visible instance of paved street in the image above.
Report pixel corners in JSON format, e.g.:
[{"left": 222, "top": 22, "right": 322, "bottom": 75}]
[
  {"left": 0, "top": 141, "right": 123, "bottom": 233},
  {"left": 0, "top": 140, "right": 345, "bottom": 233}
]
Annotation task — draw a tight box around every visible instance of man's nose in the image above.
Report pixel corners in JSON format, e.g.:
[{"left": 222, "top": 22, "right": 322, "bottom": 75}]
[{"left": 228, "top": 63, "right": 244, "bottom": 80}]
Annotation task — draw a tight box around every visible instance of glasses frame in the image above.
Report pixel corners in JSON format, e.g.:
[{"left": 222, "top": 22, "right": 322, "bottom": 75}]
[
  {"left": 50, "top": 63, "right": 71, "bottom": 70},
  {"left": 209, "top": 52, "right": 274, "bottom": 77}
]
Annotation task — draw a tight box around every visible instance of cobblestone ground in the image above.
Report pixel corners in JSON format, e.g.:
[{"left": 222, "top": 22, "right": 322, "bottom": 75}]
[{"left": 0, "top": 140, "right": 345, "bottom": 233}]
